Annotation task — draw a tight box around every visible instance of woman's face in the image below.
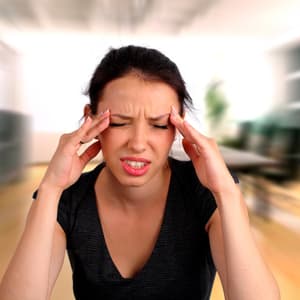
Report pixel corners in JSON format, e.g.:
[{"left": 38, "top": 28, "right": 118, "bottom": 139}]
[{"left": 97, "top": 72, "right": 181, "bottom": 187}]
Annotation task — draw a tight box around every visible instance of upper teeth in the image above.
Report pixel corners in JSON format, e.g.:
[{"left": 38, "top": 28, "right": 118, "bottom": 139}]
[{"left": 125, "top": 160, "right": 146, "bottom": 168}]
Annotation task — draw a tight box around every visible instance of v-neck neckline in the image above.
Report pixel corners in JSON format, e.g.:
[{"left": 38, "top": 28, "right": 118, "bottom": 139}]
[{"left": 91, "top": 162, "right": 174, "bottom": 281}]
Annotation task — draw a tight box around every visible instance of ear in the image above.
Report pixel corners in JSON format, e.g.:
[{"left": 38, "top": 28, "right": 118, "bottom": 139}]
[{"left": 83, "top": 104, "right": 92, "bottom": 118}]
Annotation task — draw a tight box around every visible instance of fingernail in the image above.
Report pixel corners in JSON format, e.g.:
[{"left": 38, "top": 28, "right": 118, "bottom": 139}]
[
  {"left": 171, "top": 107, "right": 180, "bottom": 120},
  {"left": 171, "top": 106, "right": 184, "bottom": 122},
  {"left": 171, "top": 106, "right": 177, "bottom": 116},
  {"left": 98, "top": 108, "right": 109, "bottom": 116}
]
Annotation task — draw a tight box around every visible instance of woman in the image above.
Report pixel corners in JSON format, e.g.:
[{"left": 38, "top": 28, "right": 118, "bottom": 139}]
[{"left": 0, "top": 45, "right": 279, "bottom": 299}]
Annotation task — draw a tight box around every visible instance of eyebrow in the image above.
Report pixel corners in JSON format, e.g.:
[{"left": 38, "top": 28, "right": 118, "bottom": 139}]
[{"left": 110, "top": 113, "right": 170, "bottom": 121}]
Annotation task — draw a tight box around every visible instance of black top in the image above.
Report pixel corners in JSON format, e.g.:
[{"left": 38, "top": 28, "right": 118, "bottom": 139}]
[{"left": 35, "top": 158, "right": 222, "bottom": 299}]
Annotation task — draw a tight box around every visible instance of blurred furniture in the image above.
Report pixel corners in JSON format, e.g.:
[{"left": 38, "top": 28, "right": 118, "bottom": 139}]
[
  {"left": 0, "top": 110, "right": 28, "bottom": 184},
  {"left": 222, "top": 110, "right": 300, "bottom": 219},
  {"left": 0, "top": 41, "right": 28, "bottom": 184},
  {"left": 224, "top": 108, "right": 300, "bottom": 182},
  {"left": 267, "top": 41, "right": 300, "bottom": 180},
  {"left": 220, "top": 145, "right": 280, "bottom": 172}
]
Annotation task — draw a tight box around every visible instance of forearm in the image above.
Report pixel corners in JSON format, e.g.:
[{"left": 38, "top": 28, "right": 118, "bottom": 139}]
[
  {"left": 0, "top": 184, "right": 62, "bottom": 300},
  {"left": 214, "top": 186, "right": 280, "bottom": 300}
]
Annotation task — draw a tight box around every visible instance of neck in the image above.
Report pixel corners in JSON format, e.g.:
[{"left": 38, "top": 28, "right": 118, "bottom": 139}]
[{"left": 96, "top": 164, "right": 171, "bottom": 212}]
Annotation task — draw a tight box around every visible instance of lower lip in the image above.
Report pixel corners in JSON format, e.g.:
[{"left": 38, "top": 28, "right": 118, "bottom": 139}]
[{"left": 121, "top": 160, "right": 150, "bottom": 176}]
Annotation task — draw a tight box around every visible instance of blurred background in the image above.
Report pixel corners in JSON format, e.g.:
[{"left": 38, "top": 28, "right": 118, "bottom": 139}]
[{"left": 0, "top": 0, "right": 299, "bottom": 299}]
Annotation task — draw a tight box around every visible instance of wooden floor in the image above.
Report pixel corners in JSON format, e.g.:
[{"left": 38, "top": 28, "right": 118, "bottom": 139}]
[{"left": 0, "top": 164, "right": 299, "bottom": 299}]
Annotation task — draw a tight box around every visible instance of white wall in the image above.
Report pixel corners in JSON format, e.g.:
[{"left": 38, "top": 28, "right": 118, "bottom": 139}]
[{"left": 3, "top": 33, "right": 278, "bottom": 163}]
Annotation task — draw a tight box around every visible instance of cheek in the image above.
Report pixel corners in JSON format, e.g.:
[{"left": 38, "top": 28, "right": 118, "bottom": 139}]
[
  {"left": 99, "top": 129, "right": 119, "bottom": 145},
  {"left": 98, "top": 131, "right": 118, "bottom": 161},
  {"left": 166, "top": 126, "right": 176, "bottom": 140},
  {"left": 151, "top": 129, "right": 175, "bottom": 148},
  {"left": 98, "top": 130, "right": 112, "bottom": 153}
]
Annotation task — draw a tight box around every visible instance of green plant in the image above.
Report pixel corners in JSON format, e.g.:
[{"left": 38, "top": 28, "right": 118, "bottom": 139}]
[{"left": 204, "top": 80, "right": 228, "bottom": 126}]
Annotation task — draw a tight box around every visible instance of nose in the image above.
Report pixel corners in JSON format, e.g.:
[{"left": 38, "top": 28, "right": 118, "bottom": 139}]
[{"left": 127, "top": 123, "right": 147, "bottom": 153}]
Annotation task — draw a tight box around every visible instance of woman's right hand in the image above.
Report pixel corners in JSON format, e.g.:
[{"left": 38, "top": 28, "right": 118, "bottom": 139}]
[{"left": 40, "top": 110, "right": 110, "bottom": 192}]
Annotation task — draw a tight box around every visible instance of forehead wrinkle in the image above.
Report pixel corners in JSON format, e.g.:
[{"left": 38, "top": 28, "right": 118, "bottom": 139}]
[
  {"left": 110, "top": 113, "right": 132, "bottom": 120},
  {"left": 99, "top": 78, "right": 180, "bottom": 119},
  {"left": 110, "top": 112, "right": 170, "bottom": 121}
]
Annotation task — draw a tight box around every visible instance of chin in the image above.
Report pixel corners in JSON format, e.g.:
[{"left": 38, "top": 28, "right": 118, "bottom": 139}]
[{"left": 116, "top": 175, "right": 150, "bottom": 188}]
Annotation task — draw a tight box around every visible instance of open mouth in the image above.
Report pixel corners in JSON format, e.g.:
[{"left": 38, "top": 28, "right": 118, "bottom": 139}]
[
  {"left": 124, "top": 160, "right": 147, "bottom": 169},
  {"left": 120, "top": 158, "right": 151, "bottom": 176}
]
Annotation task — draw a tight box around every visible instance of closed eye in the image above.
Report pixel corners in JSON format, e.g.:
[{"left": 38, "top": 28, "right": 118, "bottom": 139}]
[
  {"left": 153, "top": 124, "right": 169, "bottom": 129},
  {"left": 109, "top": 123, "right": 127, "bottom": 127}
]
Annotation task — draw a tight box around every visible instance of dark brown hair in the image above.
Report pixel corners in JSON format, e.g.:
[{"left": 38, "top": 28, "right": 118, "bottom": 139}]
[{"left": 85, "top": 45, "right": 192, "bottom": 115}]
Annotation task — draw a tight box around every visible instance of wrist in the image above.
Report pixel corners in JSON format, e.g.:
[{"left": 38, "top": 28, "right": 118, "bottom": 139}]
[
  {"left": 213, "top": 185, "right": 250, "bottom": 220},
  {"left": 212, "top": 183, "right": 241, "bottom": 205},
  {"left": 37, "top": 181, "right": 64, "bottom": 201}
]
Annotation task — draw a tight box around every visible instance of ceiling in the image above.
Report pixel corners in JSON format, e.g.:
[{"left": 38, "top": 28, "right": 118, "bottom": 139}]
[{"left": 1, "top": 0, "right": 300, "bottom": 46}]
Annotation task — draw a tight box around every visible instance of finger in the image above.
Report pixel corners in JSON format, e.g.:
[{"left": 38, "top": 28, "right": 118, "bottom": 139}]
[
  {"left": 182, "top": 121, "right": 209, "bottom": 150},
  {"left": 170, "top": 106, "right": 208, "bottom": 148},
  {"left": 67, "top": 115, "right": 93, "bottom": 147},
  {"left": 182, "top": 138, "right": 199, "bottom": 161},
  {"left": 80, "top": 114, "right": 110, "bottom": 143},
  {"left": 76, "top": 110, "right": 110, "bottom": 145},
  {"left": 89, "top": 109, "right": 110, "bottom": 126},
  {"left": 79, "top": 140, "right": 102, "bottom": 167},
  {"left": 169, "top": 106, "right": 186, "bottom": 136},
  {"left": 169, "top": 106, "right": 199, "bottom": 143}
]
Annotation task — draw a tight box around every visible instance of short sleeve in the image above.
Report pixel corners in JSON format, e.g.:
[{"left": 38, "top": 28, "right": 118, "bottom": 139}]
[
  {"left": 196, "top": 169, "right": 240, "bottom": 228},
  {"left": 230, "top": 169, "right": 240, "bottom": 184},
  {"left": 195, "top": 188, "right": 217, "bottom": 228},
  {"left": 170, "top": 159, "right": 216, "bottom": 229},
  {"left": 56, "top": 190, "right": 72, "bottom": 234},
  {"left": 194, "top": 169, "right": 240, "bottom": 228},
  {"left": 170, "top": 158, "right": 239, "bottom": 230},
  {"left": 30, "top": 164, "right": 104, "bottom": 239},
  {"left": 32, "top": 190, "right": 38, "bottom": 199}
]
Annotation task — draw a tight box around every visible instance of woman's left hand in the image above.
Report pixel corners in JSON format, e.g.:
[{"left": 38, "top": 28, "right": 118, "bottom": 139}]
[{"left": 170, "top": 107, "right": 236, "bottom": 196}]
